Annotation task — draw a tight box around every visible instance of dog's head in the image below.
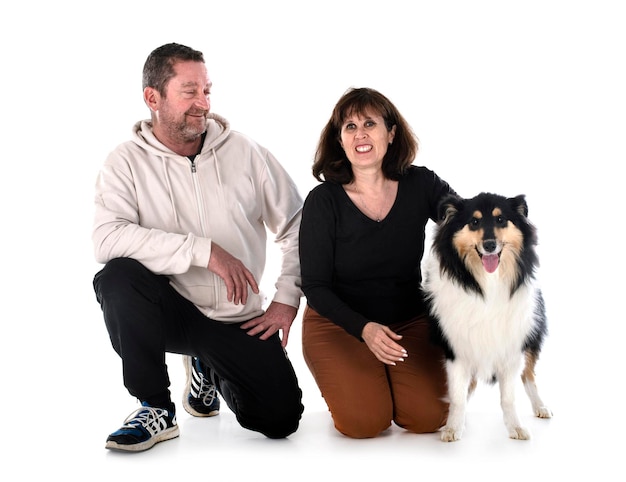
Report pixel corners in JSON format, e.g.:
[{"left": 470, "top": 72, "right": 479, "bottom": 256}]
[{"left": 434, "top": 192, "right": 539, "bottom": 293}]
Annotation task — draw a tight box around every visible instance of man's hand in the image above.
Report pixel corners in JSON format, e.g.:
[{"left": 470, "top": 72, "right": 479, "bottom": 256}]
[
  {"left": 207, "top": 242, "right": 259, "bottom": 305},
  {"left": 240, "top": 301, "right": 298, "bottom": 348},
  {"left": 361, "top": 321, "right": 408, "bottom": 365}
]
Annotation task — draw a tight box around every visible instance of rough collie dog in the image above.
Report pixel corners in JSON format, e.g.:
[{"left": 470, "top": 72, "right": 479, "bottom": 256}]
[{"left": 422, "top": 192, "right": 552, "bottom": 442}]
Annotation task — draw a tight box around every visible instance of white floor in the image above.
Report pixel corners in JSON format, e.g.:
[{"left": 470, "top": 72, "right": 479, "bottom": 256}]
[{"left": 9, "top": 283, "right": 622, "bottom": 481}]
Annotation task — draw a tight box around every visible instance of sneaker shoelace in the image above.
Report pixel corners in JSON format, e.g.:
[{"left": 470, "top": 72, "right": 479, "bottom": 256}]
[
  {"left": 195, "top": 373, "right": 217, "bottom": 406},
  {"left": 122, "top": 406, "right": 170, "bottom": 435}
]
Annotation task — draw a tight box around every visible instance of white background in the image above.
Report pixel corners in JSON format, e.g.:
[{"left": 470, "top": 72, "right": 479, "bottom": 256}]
[{"left": 1, "top": 1, "right": 624, "bottom": 480}]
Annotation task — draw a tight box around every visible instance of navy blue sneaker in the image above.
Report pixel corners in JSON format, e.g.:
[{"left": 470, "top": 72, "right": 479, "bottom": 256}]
[
  {"left": 105, "top": 402, "right": 179, "bottom": 452},
  {"left": 182, "top": 356, "right": 220, "bottom": 417}
]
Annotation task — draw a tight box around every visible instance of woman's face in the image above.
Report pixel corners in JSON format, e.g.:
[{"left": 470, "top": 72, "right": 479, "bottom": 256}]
[{"left": 339, "top": 109, "right": 396, "bottom": 171}]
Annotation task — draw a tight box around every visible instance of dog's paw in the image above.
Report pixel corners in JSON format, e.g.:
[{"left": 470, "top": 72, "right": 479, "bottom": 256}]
[
  {"left": 535, "top": 406, "right": 553, "bottom": 419},
  {"left": 509, "top": 426, "right": 531, "bottom": 440},
  {"left": 440, "top": 426, "right": 462, "bottom": 442}
]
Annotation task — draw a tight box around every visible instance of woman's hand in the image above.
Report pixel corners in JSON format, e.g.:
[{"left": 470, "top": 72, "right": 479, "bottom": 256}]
[{"left": 361, "top": 321, "right": 408, "bottom": 365}]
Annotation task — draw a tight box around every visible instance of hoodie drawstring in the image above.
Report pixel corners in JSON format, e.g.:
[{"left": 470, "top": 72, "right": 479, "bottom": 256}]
[
  {"left": 211, "top": 148, "right": 222, "bottom": 187},
  {"left": 161, "top": 157, "right": 180, "bottom": 226}
]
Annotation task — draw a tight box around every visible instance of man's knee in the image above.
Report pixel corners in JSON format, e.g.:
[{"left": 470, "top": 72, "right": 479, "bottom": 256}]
[
  {"left": 254, "top": 403, "right": 304, "bottom": 439},
  {"left": 94, "top": 258, "right": 149, "bottom": 297},
  {"left": 96, "top": 257, "right": 143, "bottom": 283},
  {"left": 238, "top": 390, "right": 304, "bottom": 439}
]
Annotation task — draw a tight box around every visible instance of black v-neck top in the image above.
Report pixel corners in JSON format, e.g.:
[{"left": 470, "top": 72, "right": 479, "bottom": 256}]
[{"left": 299, "top": 165, "right": 455, "bottom": 339}]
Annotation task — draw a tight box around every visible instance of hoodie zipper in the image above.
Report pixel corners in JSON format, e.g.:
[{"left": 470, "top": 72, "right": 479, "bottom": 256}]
[
  {"left": 189, "top": 156, "right": 219, "bottom": 308},
  {"left": 188, "top": 158, "right": 205, "bottom": 232}
]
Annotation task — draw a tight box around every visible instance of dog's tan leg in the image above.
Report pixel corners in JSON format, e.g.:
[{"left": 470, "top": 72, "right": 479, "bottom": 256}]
[{"left": 521, "top": 351, "right": 553, "bottom": 418}]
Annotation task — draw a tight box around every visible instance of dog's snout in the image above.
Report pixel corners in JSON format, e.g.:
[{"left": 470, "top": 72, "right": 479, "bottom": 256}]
[{"left": 483, "top": 240, "right": 497, "bottom": 253}]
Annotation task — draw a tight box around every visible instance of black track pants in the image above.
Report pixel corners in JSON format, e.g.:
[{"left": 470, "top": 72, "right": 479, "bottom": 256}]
[{"left": 93, "top": 257, "right": 303, "bottom": 438}]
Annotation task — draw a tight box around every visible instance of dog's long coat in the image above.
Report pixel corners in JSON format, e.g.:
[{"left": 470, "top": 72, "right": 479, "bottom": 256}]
[{"left": 423, "top": 192, "right": 552, "bottom": 442}]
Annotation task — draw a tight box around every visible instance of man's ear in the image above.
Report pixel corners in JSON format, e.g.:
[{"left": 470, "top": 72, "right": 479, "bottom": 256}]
[{"left": 143, "top": 87, "right": 160, "bottom": 112}]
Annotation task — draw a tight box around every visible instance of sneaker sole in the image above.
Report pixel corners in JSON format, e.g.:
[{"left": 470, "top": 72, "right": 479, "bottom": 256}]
[
  {"left": 105, "top": 426, "right": 180, "bottom": 452},
  {"left": 182, "top": 355, "right": 220, "bottom": 418}
]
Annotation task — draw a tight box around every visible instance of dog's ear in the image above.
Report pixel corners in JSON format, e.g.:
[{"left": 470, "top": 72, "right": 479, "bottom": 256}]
[
  {"left": 510, "top": 195, "right": 528, "bottom": 217},
  {"left": 438, "top": 194, "right": 463, "bottom": 225}
]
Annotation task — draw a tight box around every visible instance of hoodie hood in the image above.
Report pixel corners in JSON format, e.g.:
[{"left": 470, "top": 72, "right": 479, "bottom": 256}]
[{"left": 131, "top": 112, "right": 231, "bottom": 157}]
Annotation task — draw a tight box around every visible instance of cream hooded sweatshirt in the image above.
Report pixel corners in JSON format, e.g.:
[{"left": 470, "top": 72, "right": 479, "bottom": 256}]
[{"left": 93, "top": 113, "right": 303, "bottom": 322}]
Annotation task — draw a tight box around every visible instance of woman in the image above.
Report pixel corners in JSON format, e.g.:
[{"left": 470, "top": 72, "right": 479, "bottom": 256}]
[{"left": 299, "top": 87, "right": 455, "bottom": 438}]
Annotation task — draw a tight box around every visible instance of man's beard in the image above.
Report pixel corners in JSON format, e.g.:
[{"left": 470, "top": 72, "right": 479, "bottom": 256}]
[
  {"left": 161, "top": 109, "right": 208, "bottom": 143},
  {"left": 177, "top": 120, "right": 207, "bottom": 142}
]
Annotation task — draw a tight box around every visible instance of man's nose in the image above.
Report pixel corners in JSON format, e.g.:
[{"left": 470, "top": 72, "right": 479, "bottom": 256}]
[{"left": 195, "top": 95, "right": 210, "bottom": 110}]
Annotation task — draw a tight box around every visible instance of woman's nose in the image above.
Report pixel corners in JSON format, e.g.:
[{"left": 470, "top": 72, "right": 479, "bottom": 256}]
[{"left": 355, "top": 127, "right": 367, "bottom": 139}]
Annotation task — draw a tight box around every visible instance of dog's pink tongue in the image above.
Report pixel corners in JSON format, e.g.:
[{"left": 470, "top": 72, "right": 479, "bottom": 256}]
[{"left": 482, "top": 254, "right": 499, "bottom": 273}]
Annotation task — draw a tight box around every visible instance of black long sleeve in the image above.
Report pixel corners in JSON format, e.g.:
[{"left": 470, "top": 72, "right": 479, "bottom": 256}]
[{"left": 299, "top": 165, "right": 455, "bottom": 339}]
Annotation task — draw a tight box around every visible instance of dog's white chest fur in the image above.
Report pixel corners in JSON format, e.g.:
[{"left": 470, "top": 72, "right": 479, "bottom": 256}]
[{"left": 423, "top": 253, "right": 539, "bottom": 381}]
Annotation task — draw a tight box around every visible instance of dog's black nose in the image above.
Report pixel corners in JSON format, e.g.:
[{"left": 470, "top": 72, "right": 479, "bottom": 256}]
[{"left": 483, "top": 240, "right": 497, "bottom": 253}]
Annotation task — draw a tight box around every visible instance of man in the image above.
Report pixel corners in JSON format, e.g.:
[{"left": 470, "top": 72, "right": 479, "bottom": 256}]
[{"left": 92, "top": 43, "right": 304, "bottom": 452}]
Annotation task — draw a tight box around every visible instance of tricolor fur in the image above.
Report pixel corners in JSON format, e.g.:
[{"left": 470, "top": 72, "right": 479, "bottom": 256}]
[{"left": 423, "top": 192, "right": 552, "bottom": 442}]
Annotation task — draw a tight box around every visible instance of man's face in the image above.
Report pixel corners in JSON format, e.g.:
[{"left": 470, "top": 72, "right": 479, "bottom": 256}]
[{"left": 153, "top": 60, "right": 212, "bottom": 143}]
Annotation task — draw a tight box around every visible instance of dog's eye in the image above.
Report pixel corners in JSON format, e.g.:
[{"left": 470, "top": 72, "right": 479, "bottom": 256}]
[
  {"left": 469, "top": 218, "right": 480, "bottom": 230},
  {"left": 496, "top": 215, "right": 507, "bottom": 227}
]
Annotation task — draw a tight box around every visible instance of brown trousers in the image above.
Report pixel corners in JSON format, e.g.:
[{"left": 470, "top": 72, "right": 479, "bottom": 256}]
[{"left": 302, "top": 306, "right": 449, "bottom": 438}]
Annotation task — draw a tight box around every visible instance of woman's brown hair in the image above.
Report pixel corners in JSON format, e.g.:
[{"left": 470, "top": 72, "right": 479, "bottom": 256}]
[{"left": 312, "top": 87, "right": 418, "bottom": 183}]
